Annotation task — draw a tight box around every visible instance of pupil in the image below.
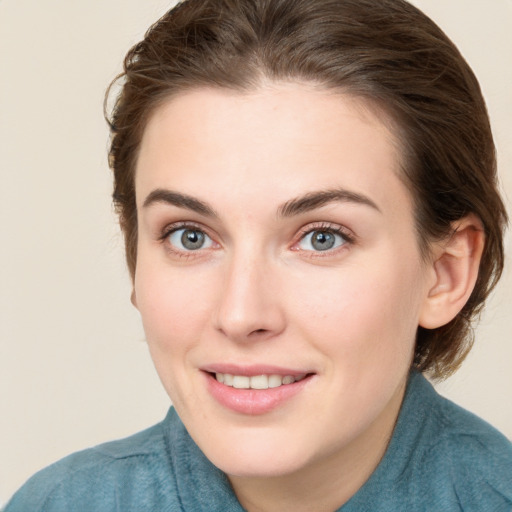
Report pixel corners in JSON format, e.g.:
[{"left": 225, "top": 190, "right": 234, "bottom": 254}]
[
  {"left": 312, "top": 231, "right": 335, "bottom": 251},
  {"left": 181, "top": 229, "right": 204, "bottom": 250}
]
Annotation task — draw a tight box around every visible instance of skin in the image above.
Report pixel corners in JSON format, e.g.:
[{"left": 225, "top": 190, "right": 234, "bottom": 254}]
[{"left": 132, "top": 83, "right": 447, "bottom": 511}]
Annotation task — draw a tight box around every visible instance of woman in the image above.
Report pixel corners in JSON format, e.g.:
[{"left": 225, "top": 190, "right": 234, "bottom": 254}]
[{"left": 5, "top": 0, "right": 512, "bottom": 510}]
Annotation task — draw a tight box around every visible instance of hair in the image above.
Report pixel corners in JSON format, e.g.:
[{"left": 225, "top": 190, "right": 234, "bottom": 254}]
[{"left": 106, "top": 0, "right": 507, "bottom": 379}]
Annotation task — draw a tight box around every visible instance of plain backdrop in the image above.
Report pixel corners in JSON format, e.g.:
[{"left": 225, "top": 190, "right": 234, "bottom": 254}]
[{"left": 1, "top": 0, "right": 511, "bottom": 505}]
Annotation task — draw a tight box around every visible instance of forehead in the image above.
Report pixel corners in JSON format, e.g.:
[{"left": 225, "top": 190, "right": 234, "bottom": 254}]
[{"left": 135, "top": 83, "right": 411, "bottom": 218}]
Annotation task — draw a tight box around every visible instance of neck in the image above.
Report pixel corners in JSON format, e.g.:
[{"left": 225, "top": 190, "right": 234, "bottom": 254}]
[{"left": 228, "top": 379, "right": 406, "bottom": 512}]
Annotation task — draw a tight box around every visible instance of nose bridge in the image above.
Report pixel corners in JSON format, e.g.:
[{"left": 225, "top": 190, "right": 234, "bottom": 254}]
[{"left": 213, "top": 243, "right": 284, "bottom": 341}]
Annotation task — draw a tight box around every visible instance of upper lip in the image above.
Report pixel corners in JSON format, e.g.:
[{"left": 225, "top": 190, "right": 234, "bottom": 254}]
[{"left": 202, "top": 363, "right": 313, "bottom": 377}]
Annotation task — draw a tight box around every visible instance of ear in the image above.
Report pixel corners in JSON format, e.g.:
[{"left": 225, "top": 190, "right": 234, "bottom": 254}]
[{"left": 419, "top": 214, "right": 484, "bottom": 329}]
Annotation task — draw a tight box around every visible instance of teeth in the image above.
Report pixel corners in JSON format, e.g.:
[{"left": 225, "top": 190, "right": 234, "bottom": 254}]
[
  {"left": 215, "top": 373, "right": 306, "bottom": 389},
  {"left": 232, "top": 375, "right": 250, "bottom": 389},
  {"left": 250, "top": 374, "right": 269, "bottom": 390},
  {"left": 268, "top": 375, "right": 283, "bottom": 388}
]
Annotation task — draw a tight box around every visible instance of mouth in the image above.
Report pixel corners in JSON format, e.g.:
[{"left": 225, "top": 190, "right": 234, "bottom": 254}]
[
  {"left": 202, "top": 367, "right": 315, "bottom": 415},
  {"left": 213, "top": 372, "right": 308, "bottom": 390}
]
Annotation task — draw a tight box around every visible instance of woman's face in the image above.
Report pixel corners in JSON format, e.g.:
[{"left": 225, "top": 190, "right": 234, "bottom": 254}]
[{"left": 133, "top": 84, "right": 436, "bottom": 479}]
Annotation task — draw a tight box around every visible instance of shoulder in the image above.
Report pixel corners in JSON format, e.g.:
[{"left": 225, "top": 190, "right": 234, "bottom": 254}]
[
  {"left": 419, "top": 383, "right": 512, "bottom": 510},
  {"left": 357, "top": 373, "right": 512, "bottom": 511},
  {"left": 4, "top": 410, "right": 182, "bottom": 512}
]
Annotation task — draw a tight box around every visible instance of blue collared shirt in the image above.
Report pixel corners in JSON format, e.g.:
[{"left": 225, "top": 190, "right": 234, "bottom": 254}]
[{"left": 5, "top": 372, "right": 512, "bottom": 511}]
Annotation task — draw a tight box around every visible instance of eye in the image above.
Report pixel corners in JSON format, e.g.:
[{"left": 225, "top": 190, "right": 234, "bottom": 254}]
[
  {"left": 167, "top": 227, "right": 214, "bottom": 251},
  {"left": 298, "top": 229, "right": 348, "bottom": 252}
]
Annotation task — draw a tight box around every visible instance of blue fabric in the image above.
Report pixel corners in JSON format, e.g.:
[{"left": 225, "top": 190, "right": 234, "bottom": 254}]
[{"left": 5, "top": 372, "right": 512, "bottom": 511}]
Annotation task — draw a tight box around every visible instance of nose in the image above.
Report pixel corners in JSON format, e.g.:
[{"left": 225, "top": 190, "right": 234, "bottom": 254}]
[{"left": 213, "top": 251, "right": 286, "bottom": 343}]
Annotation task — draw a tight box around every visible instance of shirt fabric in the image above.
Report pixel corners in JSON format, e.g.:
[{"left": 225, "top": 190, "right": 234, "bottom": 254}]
[{"left": 5, "top": 372, "right": 512, "bottom": 511}]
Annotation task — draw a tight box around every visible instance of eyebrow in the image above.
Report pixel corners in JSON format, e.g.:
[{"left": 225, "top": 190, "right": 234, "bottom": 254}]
[
  {"left": 278, "top": 188, "right": 381, "bottom": 217},
  {"left": 142, "top": 189, "right": 218, "bottom": 217},
  {"left": 142, "top": 187, "right": 381, "bottom": 218}
]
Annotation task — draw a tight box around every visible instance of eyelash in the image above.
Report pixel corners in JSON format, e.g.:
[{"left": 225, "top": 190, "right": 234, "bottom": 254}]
[
  {"left": 159, "top": 221, "right": 218, "bottom": 259},
  {"left": 293, "top": 222, "right": 355, "bottom": 256},
  {"left": 159, "top": 221, "right": 355, "bottom": 258}
]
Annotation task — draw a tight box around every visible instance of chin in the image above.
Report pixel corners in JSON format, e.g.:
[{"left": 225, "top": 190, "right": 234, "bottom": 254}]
[
  {"left": 197, "top": 428, "right": 315, "bottom": 479},
  {"left": 215, "top": 453, "right": 308, "bottom": 479}
]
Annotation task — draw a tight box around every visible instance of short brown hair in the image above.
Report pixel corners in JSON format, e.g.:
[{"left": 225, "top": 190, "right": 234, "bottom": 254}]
[{"left": 106, "top": 0, "right": 508, "bottom": 379}]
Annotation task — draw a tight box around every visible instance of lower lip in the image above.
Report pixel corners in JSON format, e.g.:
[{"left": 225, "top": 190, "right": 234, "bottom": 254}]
[{"left": 204, "top": 372, "right": 313, "bottom": 415}]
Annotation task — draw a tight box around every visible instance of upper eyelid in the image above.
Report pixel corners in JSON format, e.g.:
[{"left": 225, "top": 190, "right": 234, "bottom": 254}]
[
  {"left": 160, "top": 221, "right": 212, "bottom": 239},
  {"left": 295, "top": 222, "right": 355, "bottom": 240}
]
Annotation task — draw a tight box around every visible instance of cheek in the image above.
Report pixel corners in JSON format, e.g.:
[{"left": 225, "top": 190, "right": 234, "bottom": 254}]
[
  {"left": 134, "top": 263, "right": 217, "bottom": 406},
  {"left": 289, "top": 257, "right": 423, "bottom": 364},
  {"left": 134, "top": 263, "right": 214, "bottom": 350}
]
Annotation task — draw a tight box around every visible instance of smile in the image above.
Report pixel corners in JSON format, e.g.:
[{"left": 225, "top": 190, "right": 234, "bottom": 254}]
[
  {"left": 205, "top": 369, "right": 314, "bottom": 415},
  {"left": 215, "top": 373, "right": 307, "bottom": 389}
]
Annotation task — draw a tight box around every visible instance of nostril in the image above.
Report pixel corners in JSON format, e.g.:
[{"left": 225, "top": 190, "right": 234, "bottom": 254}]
[{"left": 251, "top": 328, "right": 268, "bottom": 335}]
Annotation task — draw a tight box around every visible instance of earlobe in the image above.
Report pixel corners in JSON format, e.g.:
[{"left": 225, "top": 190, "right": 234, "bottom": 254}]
[
  {"left": 419, "top": 214, "right": 484, "bottom": 329},
  {"left": 131, "top": 289, "right": 138, "bottom": 309}
]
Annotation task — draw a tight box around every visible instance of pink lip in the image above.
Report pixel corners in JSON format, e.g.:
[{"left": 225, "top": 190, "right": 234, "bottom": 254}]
[{"left": 202, "top": 368, "right": 314, "bottom": 415}]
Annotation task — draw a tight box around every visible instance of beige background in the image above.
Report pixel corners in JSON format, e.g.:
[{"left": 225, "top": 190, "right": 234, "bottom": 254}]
[{"left": 0, "top": 0, "right": 511, "bottom": 505}]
